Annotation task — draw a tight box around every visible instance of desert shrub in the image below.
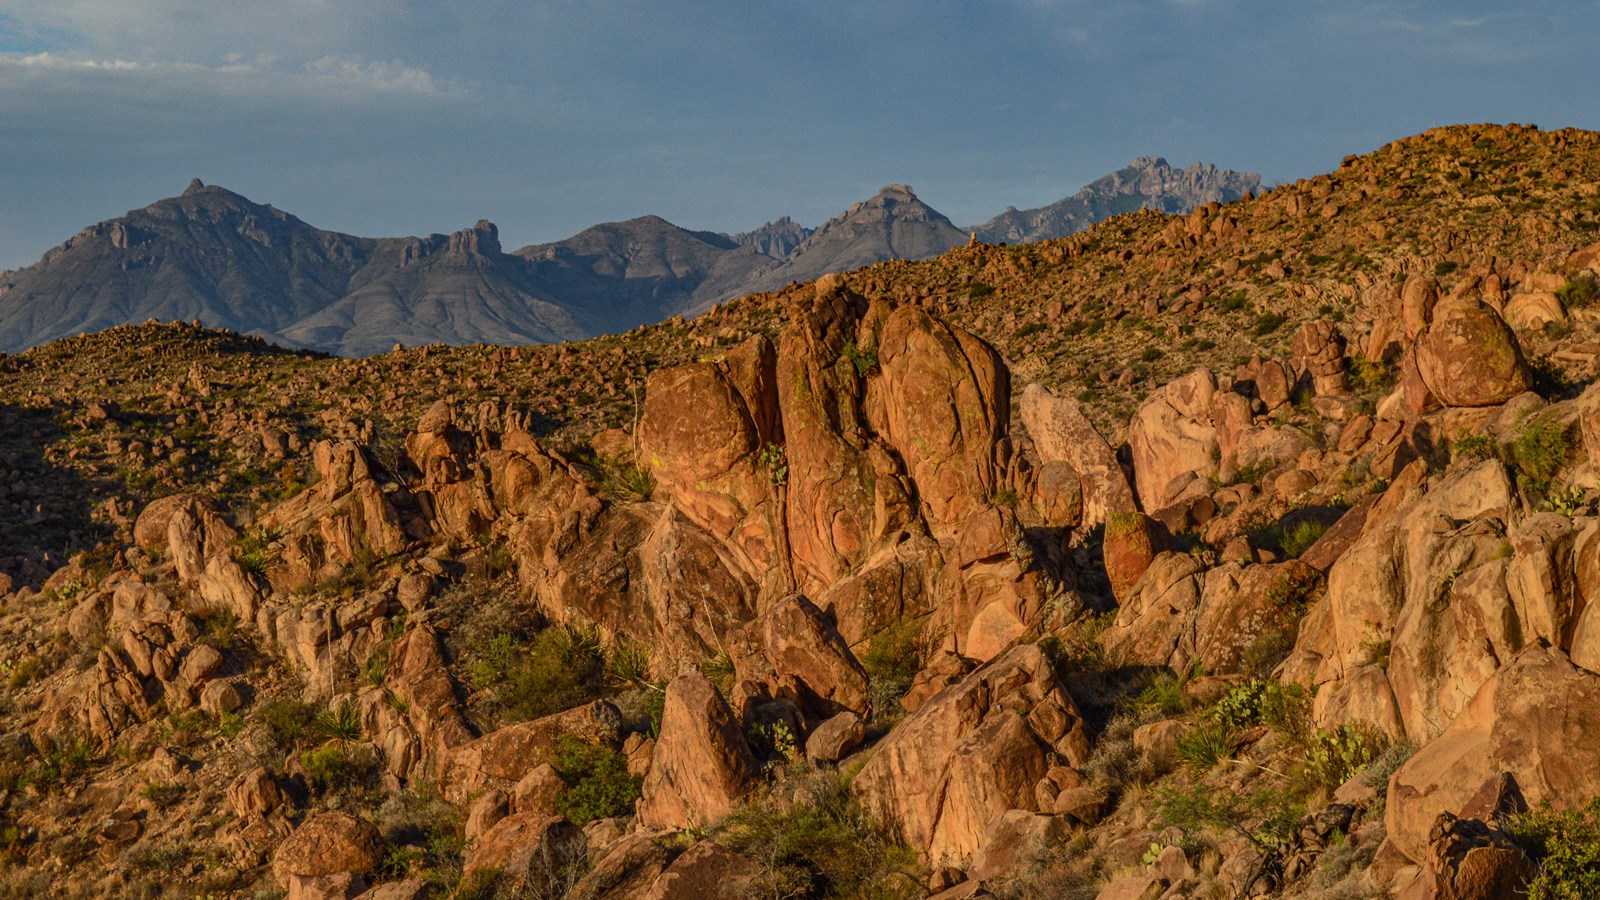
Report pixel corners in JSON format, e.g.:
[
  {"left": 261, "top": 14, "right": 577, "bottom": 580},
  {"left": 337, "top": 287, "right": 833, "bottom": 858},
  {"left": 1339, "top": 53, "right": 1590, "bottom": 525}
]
[
  {"left": 1211, "top": 679, "right": 1307, "bottom": 736},
  {"left": 861, "top": 618, "right": 931, "bottom": 727},
  {"left": 758, "top": 442, "right": 789, "bottom": 486},
  {"left": 1156, "top": 783, "right": 1304, "bottom": 853},
  {"left": 260, "top": 698, "right": 320, "bottom": 750},
  {"left": 1452, "top": 432, "right": 1496, "bottom": 463},
  {"left": 467, "top": 625, "right": 605, "bottom": 725},
  {"left": 1254, "top": 312, "right": 1288, "bottom": 335},
  {"left": 301, "top": 741, "right": 373, "bottom": 793},
  {"left": 716, "top": 764, "right": 922, "bottom": 899},
  {"left": 235, "top": 525, "right": 281, "bottom": 577},
  {"left": 1299, "top": 724, "right": 1387, "bottom": 793},
  {"left": 1507, "top": 799, "right": 1600, "bottom": 900},
  {"left": 315, "top": 699, "right": 363, "bottom": 744},
  {"left": 1176, "top": 724, "right": 1241, "bottom": 772},
  {"left": 604, "top": 639, "right": 652, "bottom": 689},
  {"left": 1083, "top": 712, "right": 1141, "bottom": 789},
  {"left": 1509, "top": 415, "right": 1579, "bottom": 498},
  {"left": 1557, "top": 273, "right": 1600, "bottom": 309},
  {"left": 1347, "top": 355, "right": 1394, "bottom": 396},
  {"left": 696, "top": 650, "right": 737, "bottom": 696},
  {"left": 603, "top": 461, "right": 656, "bottom": 501},
  {"left": 1278, "top": 519, "right": 1329, "bottom": 558},
  {"left": 1134, "top": 671, "right": 1189, "bottom": 719},
  {"left": 376, "top": 788, "right": 470, "bottom": 890},
  {"left": 551, "top": 735, "right": 641, "bottom": 825},
  {"left": 841, "top": 340, "right": 879, "bottom": 376}
]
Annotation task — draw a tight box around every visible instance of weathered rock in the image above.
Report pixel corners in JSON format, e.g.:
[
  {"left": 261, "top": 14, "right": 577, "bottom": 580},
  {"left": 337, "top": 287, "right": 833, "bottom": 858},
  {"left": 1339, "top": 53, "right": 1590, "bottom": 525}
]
[
  {"left": 804, "top": 710, "right": 866, "bottom": 762},
  {"left": 441, "top": 701, "right": 622, "bottom": 803},
  {"left": 227, "top": 768, "right": 282, "bottom": 820},
  {"left": 272, "top": 812, "right": 383, "bottom": 888},
  {"left": 638, "top": 334, "right": 784, "bottom": 584},
  {"left": 1104, "top": 512, "right": 1165, "bottom": 602},
  {"left": 133, "top": 493, "right": 208, "bottom": 552},
  {"left": 1127, "top": 369, "right": 1220, "bottom": 512},
  {"left": 1018, "top": 383, "right": 1137, "bottom": 528},
  {"left": 1401, "top": 275, "right": 1439, "bottom": 340},
  {"left": 762, "top": 594, "right": 871, "bottom": 720},
  {"left": 968, "top": 810, "right": 1067, "bottom": 881},
  {"left": 568, "top": 832, "right": 672, "bottom": 900},
  {"left": 637, "top": 672, "right": 759, "bottom": 829},
  {"left": 287, "top": 873, "right": 365, "bottom": 900},
  {"left": 854, "top": 643, "right": 1089, "bottom": 865},
  {"left": 1422, "top": 813, "right": 1533, "bottom": 900},
  {"left": 463, "top": 813, "right": 586, "bottom": 892},
  {"left": 1414, "top": 297, "right": 1532, "bottom": 408},
  {"left": 642, "top": 840, "right": 763, "bottom": 899},
  {"left": 1291, "top": 319, "right": 1347, "bottom": 395},
  {"left": 1386, "top": 644, "right": 1600, "bottom": 864}
]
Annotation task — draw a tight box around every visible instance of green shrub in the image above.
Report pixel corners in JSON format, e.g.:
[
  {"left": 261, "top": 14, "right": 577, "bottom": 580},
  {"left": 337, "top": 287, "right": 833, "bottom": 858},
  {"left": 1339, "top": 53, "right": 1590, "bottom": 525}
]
[
  {"left": 315, "top": 700, "right": 363, "bottom": 744},
  {"left": 841, "top": 340, "right": 879, "bottom": 376},
  {"left": 1452, "top": 432, "right": 1497, "bottom": 463},
  {"left": 1557, "top": 274, "right": 1600, "bottom": 309},
  {"left": 468, "top": 625, "right": 605, "bottom": 725},
  {"left": 1278, "top": 519, "right": 1330, "bottom": 558},
  {"left": 260, "top": 698, "right": 320, "bottom": 750},
  {"left": 1507, "top": 799, "right": 1600, "bottom": 900},
  {"left": 1347, "top": 356, "right": 1394, "bottom": 396},
  {"left": 1510, "top": 415, "right": 1579, "bottom": 498},
  {"left": 1155, "top": 783, "right": 1304, "bottom": 852},
  {"left": 861, "top": 618, "right": 931, "bottom": 726},
  {"left": 605, "top": 639, "right": 652, "bottom": 688},
  {"left": 1300, "top": 724, "right": 1386, "bottom": 792},
  {"left": 604, "top": 461, "right": 656, "bottom": 501},
  {"left": 1135, "top": 672, "right": 1189, "bottom": 718},
  {"left": 301, "top": 742, "right": 370, "bottom": 793},
  {"left": 1253, "top": 312, "right": 1288, "bottom": 335},
  {"left": 1208, "top": 680, "right": 1311, "bottom": 749},
  {"left": 758, "top": 442, "right": 789, "bottom": 487},
  {"left": 1176, "top": 724, "right": 1241, "bottom": 772},
  {"left": 551, "top": 735, "right": 641, "bottom": 825},
  {"left": 696, "top": 650, "right": 737, "bottom": 697},
  {"left": 717, "top": 764, "right": 922, "bottom": 899}
]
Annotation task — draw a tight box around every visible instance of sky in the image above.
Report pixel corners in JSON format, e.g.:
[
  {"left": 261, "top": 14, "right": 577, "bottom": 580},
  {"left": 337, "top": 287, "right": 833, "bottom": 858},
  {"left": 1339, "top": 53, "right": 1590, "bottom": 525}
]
[{"left": 1, "top": 1, "right": 1597, "bottom": 270}]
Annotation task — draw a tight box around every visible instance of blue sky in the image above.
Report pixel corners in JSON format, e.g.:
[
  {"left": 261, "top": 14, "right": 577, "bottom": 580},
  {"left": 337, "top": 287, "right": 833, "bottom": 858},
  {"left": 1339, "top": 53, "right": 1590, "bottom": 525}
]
[{"left": 1, "top": 1, "right": 1596, "bottom": 270}]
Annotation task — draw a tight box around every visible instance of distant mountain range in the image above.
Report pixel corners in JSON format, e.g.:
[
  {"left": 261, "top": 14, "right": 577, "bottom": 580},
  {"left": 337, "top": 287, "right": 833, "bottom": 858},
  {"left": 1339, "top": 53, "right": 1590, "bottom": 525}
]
[{"left": 0, "top": 159, "right": 1259, "bottom": 355}]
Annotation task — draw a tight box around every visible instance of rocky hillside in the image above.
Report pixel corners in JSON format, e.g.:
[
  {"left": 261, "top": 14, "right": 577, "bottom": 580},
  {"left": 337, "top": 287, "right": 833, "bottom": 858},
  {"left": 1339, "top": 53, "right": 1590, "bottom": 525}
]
[
  {"left": 3, "top": 123, "right": 1600, "bottom": 899},
  {"left": 972, "top": 156, "right": 1263, "bottom": 244},
  {"left": 0, "top": 163, "right": 1257, "bottom": 355}
]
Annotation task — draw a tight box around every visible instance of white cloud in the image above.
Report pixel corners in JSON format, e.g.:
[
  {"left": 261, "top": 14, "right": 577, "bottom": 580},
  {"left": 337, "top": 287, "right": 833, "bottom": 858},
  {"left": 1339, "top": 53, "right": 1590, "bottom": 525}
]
[
  {"left": 0, "top": 48, "right": 454, "bottom": 99},
  {"left": 304, "top": 56, "right": 443, "bottom": 95}
]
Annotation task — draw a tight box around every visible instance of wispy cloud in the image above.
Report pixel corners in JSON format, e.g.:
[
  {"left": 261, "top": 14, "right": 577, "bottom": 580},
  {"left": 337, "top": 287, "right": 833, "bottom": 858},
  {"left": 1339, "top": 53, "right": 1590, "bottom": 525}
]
[{"left": 0, "top": 48, "right": 455, "bottom": 98}]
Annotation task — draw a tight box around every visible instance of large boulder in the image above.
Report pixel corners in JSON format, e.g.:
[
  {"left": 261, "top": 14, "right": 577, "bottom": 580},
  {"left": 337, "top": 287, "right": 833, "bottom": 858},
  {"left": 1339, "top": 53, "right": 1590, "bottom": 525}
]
[
  {"left": 1104, "top": 512, "right": 1165, "bottom": 603},
  {"left": 1127, "top": 369, "right": 1220, "bottom": 512},
  {"left": 761, "top": 594, "right": 871, "bottom": 721},
  {"left": 637, "top": 672, "right": 759, "bottom": 830},
  {"left": 1019, "top": 383, "right": 1137, "bottom": 529},
  {"left": 133, "top": 493, "right": 209, "bottom": 552},
  {"left": 272, "top": 812, "right": 383, "bottom": 888},
  {"left": 853, "top": 643, "right": 1089, "bottom": 866},
  {"left": 1386, "top": 644, "right": 1600, "bottom": 864},
  {"left": 638, "top": 334, "right": 785, "bottom": 584},
  {"left": 1288, "top": 460, "right": 1527, "bottom": 744},
  {"left": 462, "top": 813, "right": 586, "bottom": 892},
  {"left": 1414, "top": 297, "right": 1532, "bottom": 408},
  {"left": 440, "top": 701, "right": 622, "bottom": 803}
]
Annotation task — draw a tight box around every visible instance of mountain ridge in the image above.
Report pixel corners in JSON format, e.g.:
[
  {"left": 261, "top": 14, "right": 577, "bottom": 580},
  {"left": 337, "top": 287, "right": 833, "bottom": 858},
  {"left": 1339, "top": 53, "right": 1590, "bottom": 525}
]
[{"left": 0, "top": 160, "right": 1262, "bottom": 354}]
